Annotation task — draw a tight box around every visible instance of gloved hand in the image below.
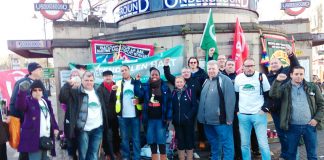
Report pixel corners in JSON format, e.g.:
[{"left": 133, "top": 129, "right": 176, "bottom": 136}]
[{"left": 19, "top": 81, "right": 31, "bottom": 91}]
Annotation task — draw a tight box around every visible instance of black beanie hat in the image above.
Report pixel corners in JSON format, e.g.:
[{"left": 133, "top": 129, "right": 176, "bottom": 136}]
[
  {"left": 30, "top": 80, "right": 45, "bottom": 91},
  {"left": 28, "top": 62, "right": 42, "bottom": 73},
  {"left": 102, "top": 70, "right": 113, "bottom": 76},
  {"left": 150, "top": 67, "right": 160, "bottom": 75}
]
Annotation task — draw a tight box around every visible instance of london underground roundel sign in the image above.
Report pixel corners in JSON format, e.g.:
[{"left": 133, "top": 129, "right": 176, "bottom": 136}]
[
  {"left": 281, "top": 0, "right": 310, "bottom": 16},
  {"left": 35, "top": 0, "right": 69, "bottom": 20}
]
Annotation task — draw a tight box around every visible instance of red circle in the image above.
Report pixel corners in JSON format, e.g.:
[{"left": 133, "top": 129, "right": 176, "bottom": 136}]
[
  {"left": 39, "top": 0, "right": 65, "bottom": 20},
  {"left": 284, "top": 0, "right": 306, "bottom": 16}
]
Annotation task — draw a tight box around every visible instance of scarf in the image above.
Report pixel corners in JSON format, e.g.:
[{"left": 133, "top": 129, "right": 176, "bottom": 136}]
[
  {"left": 150, "top": 79, "right": 162, "bottom": 96},
  {"left": 103, "top": 81, "right": 114, "bottom": 92},
  {"left": 174, "top": 87, "right": 186, "bottom": 100}
]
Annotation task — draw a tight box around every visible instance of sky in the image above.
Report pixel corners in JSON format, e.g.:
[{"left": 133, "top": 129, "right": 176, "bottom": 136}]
[{"left": 0, "top": 0, "right": 316, "bottom": 60}]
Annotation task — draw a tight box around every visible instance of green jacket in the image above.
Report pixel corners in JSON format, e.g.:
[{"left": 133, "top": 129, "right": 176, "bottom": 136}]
[{"left": 269, "top": 80, "right": 324, "bottom": 130}]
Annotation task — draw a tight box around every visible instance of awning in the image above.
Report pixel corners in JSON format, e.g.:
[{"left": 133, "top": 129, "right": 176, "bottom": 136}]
[{"left": 7, "top": 40, "right": 53, "bottom": 58}]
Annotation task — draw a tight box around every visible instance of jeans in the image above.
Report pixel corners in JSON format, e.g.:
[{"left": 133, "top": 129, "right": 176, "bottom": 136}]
[
  {"left": 287, "top": 124, "right": 317, "bottom": 160},
  {"left": 147, "top": 119, "right": 166, "bottom": 144},
  {"left": 28, "top": 150, "right": 49, "bottom": 160},
  {"left": 78, "top": 126, "right": 103, "bottom": 160},
  {"left": 118, "top": 117, "right": 141, "bottom": 160},
  {"left": 238, "top": 113, "right": 271, "bottom": 160},
  {"left": 271, "top": 112, "right": 289, "bottom": 159},
  {"left": 204, "top": 124, "right": 234, "bottom": 160}
]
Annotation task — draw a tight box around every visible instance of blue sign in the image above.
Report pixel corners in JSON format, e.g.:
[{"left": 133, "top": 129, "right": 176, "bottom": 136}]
[
  {"left": 113, "top": 0, "right": 258, "bottom": 22},
  {"left": 114, "top": 0, "right": 150, "bottom": 21}
]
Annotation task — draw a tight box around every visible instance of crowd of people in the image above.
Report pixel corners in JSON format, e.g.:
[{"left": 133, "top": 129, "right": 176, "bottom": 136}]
[{"left": 0, "top": 46, "right": 324, "bottom": 160}]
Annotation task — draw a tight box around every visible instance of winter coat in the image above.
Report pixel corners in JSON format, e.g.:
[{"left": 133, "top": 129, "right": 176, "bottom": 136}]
[
  {"left": 267, "top": 54, "right": 299, "bottom": 112},
  {"left": 59, "top": 83, "right": 109, "bottom": 138},
  {"left": 269, "top": 80, "right": 324, "bottom": 130},
  {"left": 135, "top": 80, "right": 172, "bottom": 124},
  {"left": 15, "top": 90, "right": 58, "bottom": 156},
  {"left": 171, "top": 88, "right": 198, "bottom": 125}
]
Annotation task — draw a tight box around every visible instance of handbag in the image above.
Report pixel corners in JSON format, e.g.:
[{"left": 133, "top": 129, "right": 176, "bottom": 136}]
[
  {"left": 8, "top": 116, "right": 20, "bottom": 149},
  {"left": 39, "top": 136, "right": 54, "bottom": 150}
]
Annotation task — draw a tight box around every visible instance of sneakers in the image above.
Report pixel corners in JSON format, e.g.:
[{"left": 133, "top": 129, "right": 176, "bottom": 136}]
[{"left": 193, "top": 152, "right": 200, "bottom": 159}]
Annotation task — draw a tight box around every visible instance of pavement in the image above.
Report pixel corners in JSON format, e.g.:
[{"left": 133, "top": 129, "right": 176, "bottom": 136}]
[{"left": 5, "top": 90, "right": 324, "bottom": 160}]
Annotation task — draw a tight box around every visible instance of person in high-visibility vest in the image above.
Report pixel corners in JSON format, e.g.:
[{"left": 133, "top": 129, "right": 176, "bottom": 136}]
[
  {"left": 135, "top": 67, "right": 172, "bottom": 160},
  {"left": 116, "top": 65, "right": 142, "bottom": 160}
]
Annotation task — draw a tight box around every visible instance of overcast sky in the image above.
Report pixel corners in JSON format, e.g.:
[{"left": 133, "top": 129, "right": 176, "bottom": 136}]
[{"left": 0, "top": 0, "right": 316, "bottom": 59}]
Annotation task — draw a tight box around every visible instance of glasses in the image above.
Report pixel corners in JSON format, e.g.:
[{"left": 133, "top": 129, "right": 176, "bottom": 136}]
[
  {"left": 244, "top": 65, "right": 255, "bottom": 68},
  {"left": 32, "top": 88, "right": 43, "bottom": 92},
  {"left": 189, "top": 61, "right": 197, "bottom": 64}
]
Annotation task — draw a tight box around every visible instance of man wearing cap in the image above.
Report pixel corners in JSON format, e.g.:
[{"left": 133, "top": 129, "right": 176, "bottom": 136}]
[
  {"left": 9, "top": 62, "right": 44, "bottom": 160},
  {"left": 97, "top": 70, "right": 121, "bottom": 160}
]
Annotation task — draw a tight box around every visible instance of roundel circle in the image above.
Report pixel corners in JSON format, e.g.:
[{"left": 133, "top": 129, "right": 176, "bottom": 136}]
[
  {"left": 284, "top": 0, "right": 306, "bottom": 16},
  {"left": 39, "top": 0, "right": 65, "bottom": 20}
]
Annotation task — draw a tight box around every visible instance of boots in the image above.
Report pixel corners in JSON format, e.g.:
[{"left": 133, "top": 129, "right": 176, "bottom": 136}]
[
  {"left": 160, "top": 154, "right": 167, "bottom": 160},
  {"left": 151, "top": 154, "right": 159, "bottom": 160},
  {"left": 178, "top": 150, "right": 185, "bottom": 160},
  {"left": 186, "top": 150, "right": 194, "bottom": 160}
]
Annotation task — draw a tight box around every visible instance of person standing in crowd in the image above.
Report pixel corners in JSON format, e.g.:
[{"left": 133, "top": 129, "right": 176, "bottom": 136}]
[
  {"left": 15, "top": 80, "right": 59, "bottom": 160},
  {"left": 171, "top": 76, "right": 198, "bottom": 160},
  {"left": 136, "top": 67, "right": 172, "bottom": 160},
  {"left": 234, "top": 58, "right": 271, "bottom": 160},
  {"left": 187, "top": 57, "right": 207, "bottom": 151},
  {"left": 59, "top": 71, "right": 109, "bottom": 160},
  {"left": 61, "top": 69, "right": 81, "bottom": 160},
  {"left": 115, "top": 65, "right": 142, "bottom": 160},
  {"left": 267, "top": 46, "right": 299, "bottom": 159},
  {"left": 313, "top": 75, "right": 323, "bottom": 93},
  {"left": 270, "top": 66, "right": 324, "bottom": 160},
  {"left": 197, "top": 60, "right": 236, "bottom": 160},
  {"left": 97, "top": 70, "right": 121, "bottom": 160},
  {"left": 9, "top": 62, "right": 44, "bottom": 160},
  {"left": 163, "top": 58, "right": 201, "bottom": 99},
  {"left": 217, "top": 55, "right": 227, "bottom": 73},
  {"left": 0, "top": 97, "right": 9, "bottom": 160}
]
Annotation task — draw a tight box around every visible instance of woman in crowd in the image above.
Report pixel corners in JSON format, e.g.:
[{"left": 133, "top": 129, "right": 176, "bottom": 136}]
[
  {"left": 171, "top": 76, "right": 198, "bottom": 160},
  {"left": 187, "top": 57, "right": 208, "bottom": 150},
  {"left": 15, "top": 80, "right": 59, "bottom": 160},
  {"left": 136, "top": 67, "right": 172, "bottom": 160}
]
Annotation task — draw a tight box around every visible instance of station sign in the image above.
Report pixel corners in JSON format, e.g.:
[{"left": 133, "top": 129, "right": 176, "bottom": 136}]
[
  {"left": 113, "top": 0, "right": 259, "bottom": 21},
  {"left": 281, "top": 0, "right": 310, "bottom": 16},
  {"left": 34, "top": 0, "right": 69, "bottom": 20}
]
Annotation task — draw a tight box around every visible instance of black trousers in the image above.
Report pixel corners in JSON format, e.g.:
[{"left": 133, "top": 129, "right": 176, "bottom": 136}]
[
  {"left": 174, "top": 121, "right": 195, "bottom": 150},
  {"left": 0, "top": 143, "right": 7, "bottom": 160}
]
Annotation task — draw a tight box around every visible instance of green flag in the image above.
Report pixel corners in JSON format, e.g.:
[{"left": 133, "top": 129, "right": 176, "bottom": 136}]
[{"left": 200, "top": 9, "right": 219, "bottom": 62}]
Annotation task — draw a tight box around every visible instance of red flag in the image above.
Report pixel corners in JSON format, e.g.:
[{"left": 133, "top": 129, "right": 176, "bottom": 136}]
[{"left": 231, "top": 18, "right": 249, "bottom": 74}]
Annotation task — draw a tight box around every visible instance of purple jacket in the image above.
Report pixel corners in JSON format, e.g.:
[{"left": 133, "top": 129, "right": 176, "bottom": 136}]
[{"left": 15, "top": 90, "right": 59, "bottom": 156}]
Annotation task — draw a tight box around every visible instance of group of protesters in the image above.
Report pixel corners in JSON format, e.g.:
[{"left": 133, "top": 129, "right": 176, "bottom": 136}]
[{"left": 0, "top": 45, "right": 324, "bottom": 160}]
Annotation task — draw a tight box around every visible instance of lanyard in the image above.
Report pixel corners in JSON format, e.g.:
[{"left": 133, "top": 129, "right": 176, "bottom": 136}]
[{"left": 40, "top": 99, "right": 50, "bottom": 130}]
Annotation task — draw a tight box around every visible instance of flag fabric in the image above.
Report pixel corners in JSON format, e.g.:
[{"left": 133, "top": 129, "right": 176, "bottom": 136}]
[
  {"left": 231, "top": 18, "right": 249, "bottom": 74},
  {"left": 200, "top": 9, "right": 219, "bottom": 63}
]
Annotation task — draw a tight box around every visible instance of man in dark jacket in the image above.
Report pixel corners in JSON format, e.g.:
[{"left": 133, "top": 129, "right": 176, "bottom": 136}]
[
  {"left": 266, "top": 47, "right": 299, "bottom": 159},
  {"left": 269, "top": 66, "right": 324, "bottom": 159},
  {"left": 97, "top": 70, "right": 120, "bottom": 160},
  {"left": 9, "top": 62, "right": 44, "bottom": 160},
  {"left": 59, "top": 71, "right": 109, "bottom": 160}
]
